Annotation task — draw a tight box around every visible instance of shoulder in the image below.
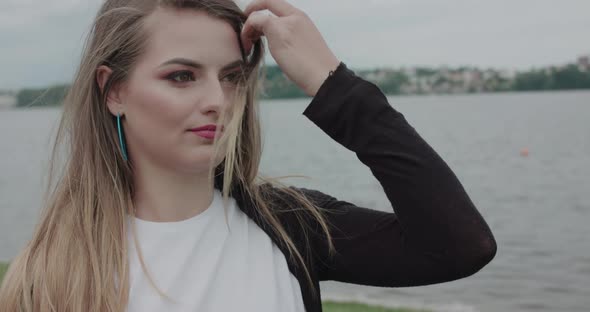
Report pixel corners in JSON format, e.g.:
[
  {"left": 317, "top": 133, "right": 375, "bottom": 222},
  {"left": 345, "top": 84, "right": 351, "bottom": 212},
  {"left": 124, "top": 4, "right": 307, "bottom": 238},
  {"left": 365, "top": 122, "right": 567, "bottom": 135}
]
[
  {"left": 259, "top": 182, "right": 339, "bottom": 210},
  {"left": 261, "top": 184, "right": 365, "bottom": 231}
]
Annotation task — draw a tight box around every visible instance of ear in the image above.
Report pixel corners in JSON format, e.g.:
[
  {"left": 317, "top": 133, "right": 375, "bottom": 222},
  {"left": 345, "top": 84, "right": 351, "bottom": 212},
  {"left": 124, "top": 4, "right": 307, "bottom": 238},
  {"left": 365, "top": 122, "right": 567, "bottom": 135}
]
[{"left": 96, "top": 65, "right": 125, "bottom": 116}]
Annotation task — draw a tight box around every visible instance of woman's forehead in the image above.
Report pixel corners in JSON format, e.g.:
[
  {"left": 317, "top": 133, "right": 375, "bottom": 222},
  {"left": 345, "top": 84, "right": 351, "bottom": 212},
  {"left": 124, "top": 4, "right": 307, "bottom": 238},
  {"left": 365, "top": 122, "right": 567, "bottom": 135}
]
[{"left": 140, "top": 7, "right": 242, "bottom": 68}]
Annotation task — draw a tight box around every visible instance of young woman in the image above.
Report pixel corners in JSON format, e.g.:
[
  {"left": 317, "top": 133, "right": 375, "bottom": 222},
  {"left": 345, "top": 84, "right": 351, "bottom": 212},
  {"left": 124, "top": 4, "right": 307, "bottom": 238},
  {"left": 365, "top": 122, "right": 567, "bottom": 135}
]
[{"left": 0, "top": 0, "right": 497, "bottom": 311}]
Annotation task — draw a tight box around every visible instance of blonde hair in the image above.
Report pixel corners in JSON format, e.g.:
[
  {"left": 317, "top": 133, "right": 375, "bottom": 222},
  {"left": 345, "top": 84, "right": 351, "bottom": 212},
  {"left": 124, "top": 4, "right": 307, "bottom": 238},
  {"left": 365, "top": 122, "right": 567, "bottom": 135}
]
[{"left": 0, "top": 0, "right": 336, "bottom": 311}]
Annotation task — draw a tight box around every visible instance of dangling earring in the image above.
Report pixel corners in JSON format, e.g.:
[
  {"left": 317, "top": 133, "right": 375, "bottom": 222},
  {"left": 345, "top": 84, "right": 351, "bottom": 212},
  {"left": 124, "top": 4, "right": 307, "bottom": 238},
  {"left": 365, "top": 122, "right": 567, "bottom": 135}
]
[{"left": 117, "top": 112, "right": 128, "bottom": 161}]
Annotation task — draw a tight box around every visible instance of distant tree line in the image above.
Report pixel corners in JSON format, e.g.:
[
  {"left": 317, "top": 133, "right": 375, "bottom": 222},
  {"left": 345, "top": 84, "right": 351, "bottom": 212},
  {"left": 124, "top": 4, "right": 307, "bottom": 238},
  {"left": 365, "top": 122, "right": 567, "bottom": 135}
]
[
  {"left": 12, "top": 62, "right": 590, "bottom": 107},
  {"left": 259, "top": 65, "right": 307, "bottom": 99},
  {"left": 16, "top": 85, "right": 69, "bottom": 108},
  {"left": 260, "top": 62, "right": 590, "bottom": 97},
  {"left": 258, "top": 65, "right": 412, "bottom": 98},
  {"left": 512, "top": 64, "right": 590, "bottom": 91}
]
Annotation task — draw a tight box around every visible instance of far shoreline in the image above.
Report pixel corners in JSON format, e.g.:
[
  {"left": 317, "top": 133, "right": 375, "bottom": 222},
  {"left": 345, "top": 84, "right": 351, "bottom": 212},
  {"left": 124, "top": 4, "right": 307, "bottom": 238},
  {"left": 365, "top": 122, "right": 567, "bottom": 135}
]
[{"left": 2, "top": 87, "right": 590, "bottom": 111}]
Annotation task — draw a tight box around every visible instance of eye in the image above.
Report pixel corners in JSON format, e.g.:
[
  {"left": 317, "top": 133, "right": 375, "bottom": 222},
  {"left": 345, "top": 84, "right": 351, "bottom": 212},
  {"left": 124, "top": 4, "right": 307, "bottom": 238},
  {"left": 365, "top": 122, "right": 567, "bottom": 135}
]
[
  {"left": 167, "top": 70, "right": 195, "bottom": 83},
  {"left": 221, "top": 71, "right": 244, "bottom": 85}
]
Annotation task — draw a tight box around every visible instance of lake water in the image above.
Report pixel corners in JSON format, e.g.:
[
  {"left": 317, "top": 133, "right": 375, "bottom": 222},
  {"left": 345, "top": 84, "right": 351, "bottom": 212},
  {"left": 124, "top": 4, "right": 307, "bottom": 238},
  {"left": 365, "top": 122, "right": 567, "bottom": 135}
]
[{"left": 1, "top": 90, "right": 589, "bottom": 312}]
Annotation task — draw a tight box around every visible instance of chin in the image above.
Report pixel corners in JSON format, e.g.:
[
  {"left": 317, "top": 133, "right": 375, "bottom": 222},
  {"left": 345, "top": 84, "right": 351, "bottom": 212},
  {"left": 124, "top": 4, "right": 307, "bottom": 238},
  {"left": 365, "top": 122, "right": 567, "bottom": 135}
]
[{"left": 178, "top": 153, "right": 225, "bottom": 173}]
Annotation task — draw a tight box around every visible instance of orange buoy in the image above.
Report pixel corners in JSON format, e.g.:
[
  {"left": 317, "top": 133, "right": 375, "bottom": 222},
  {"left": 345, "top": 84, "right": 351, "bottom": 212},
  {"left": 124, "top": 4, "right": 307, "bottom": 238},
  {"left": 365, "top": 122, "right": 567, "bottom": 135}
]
[{"left": 520, "top": 148, "right": 529, "bottom": 157}]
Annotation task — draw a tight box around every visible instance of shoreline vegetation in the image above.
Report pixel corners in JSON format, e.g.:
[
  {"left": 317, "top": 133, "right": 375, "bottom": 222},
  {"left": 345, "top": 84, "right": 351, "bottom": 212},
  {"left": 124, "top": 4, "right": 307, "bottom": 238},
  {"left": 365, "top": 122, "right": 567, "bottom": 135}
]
[
  {"left": 0, "top": 261, "right": 430, "bottom": 311},
  {"left": 0, "top": 262, "right": 8, "bottom": 281},
  {"left": 1, "top": 55, "right": 589, "bottom": 108}
]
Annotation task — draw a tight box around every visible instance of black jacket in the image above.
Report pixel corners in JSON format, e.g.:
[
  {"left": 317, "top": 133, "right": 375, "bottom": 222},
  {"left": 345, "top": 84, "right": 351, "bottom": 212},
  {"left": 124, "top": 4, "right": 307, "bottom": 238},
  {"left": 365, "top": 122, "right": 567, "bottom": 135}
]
[{"left": 214, "top": 62, "right": 497, "bottom": 312}]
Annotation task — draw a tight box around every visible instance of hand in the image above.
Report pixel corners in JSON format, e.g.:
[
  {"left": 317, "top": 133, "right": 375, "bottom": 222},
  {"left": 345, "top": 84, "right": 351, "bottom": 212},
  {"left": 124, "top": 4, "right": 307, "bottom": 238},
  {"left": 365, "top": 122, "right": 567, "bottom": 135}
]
[{"left": 241, "top": 0, "right": 341, "bottom": 97}]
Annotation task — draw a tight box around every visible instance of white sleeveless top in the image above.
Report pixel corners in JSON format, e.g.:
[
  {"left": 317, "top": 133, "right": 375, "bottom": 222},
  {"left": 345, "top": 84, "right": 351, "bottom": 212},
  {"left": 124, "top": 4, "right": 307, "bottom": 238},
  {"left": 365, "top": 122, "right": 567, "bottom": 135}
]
[{"left": 125, "top": 189, "right": 306, "bottom": 312}]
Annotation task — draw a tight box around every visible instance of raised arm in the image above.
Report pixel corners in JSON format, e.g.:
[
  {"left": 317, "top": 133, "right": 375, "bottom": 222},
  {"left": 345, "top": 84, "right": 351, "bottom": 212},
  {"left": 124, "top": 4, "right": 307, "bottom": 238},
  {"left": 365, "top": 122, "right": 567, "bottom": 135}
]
[{"left": 299, "top": 62, "right": 497, "bottom": 286}]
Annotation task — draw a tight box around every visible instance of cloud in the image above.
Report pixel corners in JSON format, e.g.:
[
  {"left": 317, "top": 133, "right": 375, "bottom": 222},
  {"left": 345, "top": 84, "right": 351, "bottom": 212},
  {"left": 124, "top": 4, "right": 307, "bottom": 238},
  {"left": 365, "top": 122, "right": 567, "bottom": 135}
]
[
  {"left": 0, "top": 0, "right": 589, "bottom": 89},
  {"left": 0, "top": 0, "right": 101, "bottom": 89},
  {"left": 305, "top": 0, "right": 590, "bottom": 70}
]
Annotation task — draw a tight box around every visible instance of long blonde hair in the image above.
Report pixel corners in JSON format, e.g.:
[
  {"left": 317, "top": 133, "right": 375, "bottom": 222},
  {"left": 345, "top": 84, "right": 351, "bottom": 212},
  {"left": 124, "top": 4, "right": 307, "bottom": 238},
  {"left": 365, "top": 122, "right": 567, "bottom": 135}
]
[{"left": 0, "top": 0, "right": 336, "bottom": 311}]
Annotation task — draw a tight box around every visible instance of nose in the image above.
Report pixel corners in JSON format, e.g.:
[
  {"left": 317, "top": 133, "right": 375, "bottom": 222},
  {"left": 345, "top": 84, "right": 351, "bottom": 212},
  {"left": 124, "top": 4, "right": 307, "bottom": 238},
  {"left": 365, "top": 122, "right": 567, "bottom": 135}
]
[{"left": 200, "top": 75, "right": 226, "bottom": 116}]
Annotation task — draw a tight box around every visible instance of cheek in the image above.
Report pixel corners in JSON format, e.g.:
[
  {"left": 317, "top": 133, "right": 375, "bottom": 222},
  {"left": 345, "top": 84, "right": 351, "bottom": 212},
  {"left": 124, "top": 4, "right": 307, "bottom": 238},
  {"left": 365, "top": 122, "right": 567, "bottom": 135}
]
[
  {"left": 123, "top": 76, "right": 196, "bottom": 162},
  {"left": 127, "top": 81, "right": 190, "bottom": 130}
]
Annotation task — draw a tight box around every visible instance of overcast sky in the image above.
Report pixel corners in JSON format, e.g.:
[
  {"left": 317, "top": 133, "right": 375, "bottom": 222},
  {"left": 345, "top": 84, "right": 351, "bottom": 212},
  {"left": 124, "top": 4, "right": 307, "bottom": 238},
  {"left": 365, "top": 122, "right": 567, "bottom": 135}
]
[{"left": 1, "top": 0, "right": 589, "bottom": 89}]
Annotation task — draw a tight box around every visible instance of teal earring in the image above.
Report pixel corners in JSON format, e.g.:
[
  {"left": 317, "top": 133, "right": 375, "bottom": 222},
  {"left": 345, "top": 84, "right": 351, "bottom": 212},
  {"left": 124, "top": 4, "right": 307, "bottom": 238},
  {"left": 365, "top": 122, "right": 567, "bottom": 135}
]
[{"left": 117, "top": 113, "right": 128, "bottom": 161}]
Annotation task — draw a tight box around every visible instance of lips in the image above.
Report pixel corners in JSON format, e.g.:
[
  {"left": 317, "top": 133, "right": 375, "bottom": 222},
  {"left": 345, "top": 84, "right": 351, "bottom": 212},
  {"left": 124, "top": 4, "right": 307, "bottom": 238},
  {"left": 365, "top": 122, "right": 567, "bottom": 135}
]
[
  {"left": 188, "top": 124, "right": 223, "bottom": 139},
  {"left": 189, "top": 124, "right": 220, "bottom": 132}
]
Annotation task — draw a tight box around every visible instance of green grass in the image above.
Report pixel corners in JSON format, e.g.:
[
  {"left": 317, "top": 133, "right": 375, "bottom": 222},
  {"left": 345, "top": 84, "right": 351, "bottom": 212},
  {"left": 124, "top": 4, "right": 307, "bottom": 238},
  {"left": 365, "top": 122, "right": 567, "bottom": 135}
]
[
  {"left": 0, "top": 262, "right": 8, "bottom": 283},
  {"left": 1, "top": 262, "right": 430, "bottom": 312},
  {"left": 322, "top": 300, "right": 430, "bottom": 312}
]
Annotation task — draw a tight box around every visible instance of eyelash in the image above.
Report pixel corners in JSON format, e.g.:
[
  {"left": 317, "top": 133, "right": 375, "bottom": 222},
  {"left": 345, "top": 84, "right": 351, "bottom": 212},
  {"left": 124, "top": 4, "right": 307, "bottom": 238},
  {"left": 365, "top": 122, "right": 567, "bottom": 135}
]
[{"left": 166, "top": 70, "right": 243, "bottom": 85}]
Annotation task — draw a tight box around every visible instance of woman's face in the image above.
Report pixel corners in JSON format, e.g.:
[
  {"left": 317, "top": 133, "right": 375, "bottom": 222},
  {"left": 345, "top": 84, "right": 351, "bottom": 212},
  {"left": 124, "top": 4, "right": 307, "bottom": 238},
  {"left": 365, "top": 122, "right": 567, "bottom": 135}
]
[{"left": 112, "top": 8, "right": 243, "bottom": 174}]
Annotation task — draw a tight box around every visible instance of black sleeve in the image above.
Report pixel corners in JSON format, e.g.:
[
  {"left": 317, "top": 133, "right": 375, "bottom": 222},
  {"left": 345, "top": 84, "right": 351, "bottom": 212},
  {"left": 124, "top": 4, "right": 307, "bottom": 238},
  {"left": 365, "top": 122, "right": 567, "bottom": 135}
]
[{"left": 298, "top": 62, "right": 497, "bottom": 287}]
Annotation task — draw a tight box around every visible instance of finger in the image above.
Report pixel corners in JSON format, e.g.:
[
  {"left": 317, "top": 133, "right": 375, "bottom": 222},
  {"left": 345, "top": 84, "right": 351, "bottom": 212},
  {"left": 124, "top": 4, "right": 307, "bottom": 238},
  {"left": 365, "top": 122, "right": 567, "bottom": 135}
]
[
  {"left": 241, "top": 12, "right": 273, "bottom": 53},
  {"left": 241, "top": 33, "right": 258, "bottom": 56},
  {"left": 244, "top": 0, "right": 299, "bottom": 17}
]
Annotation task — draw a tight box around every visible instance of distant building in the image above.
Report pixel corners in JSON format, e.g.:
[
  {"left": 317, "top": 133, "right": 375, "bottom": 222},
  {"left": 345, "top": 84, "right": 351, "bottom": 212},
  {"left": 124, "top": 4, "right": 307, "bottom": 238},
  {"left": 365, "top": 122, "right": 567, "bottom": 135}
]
[
  {"left": 365, "top": 69, "right": 389, "bottom": 82},
  {"left": 0, "top": 95, "right": 17, "bottom": 109},
  {"left": 498, "top": 69, "right": 516, "bottom": 80},
  {"left": 577, "top": 55, "right": 589, "bottom": 71}
]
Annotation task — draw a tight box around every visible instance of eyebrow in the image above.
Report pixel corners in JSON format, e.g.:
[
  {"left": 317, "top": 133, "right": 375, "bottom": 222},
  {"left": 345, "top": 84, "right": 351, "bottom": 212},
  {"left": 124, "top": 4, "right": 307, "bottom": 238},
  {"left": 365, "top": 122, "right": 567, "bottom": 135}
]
[{"left": 159, "top": 58, "right": 244, "bottom": 71}]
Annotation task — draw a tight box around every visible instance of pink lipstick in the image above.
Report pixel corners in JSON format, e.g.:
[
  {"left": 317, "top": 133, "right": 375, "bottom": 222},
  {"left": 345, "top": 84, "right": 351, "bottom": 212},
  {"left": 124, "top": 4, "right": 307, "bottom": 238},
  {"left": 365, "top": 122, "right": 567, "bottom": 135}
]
[{"left": 188, "top": 124, "right": 222, "bottom": 140}]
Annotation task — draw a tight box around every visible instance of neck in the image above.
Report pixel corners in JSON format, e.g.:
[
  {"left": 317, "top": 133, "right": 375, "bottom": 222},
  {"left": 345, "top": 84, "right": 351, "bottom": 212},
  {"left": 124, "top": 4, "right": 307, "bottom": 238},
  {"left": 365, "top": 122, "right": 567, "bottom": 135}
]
[{"left": 131, "top": 159, "right": 216, "bottom": 223}]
